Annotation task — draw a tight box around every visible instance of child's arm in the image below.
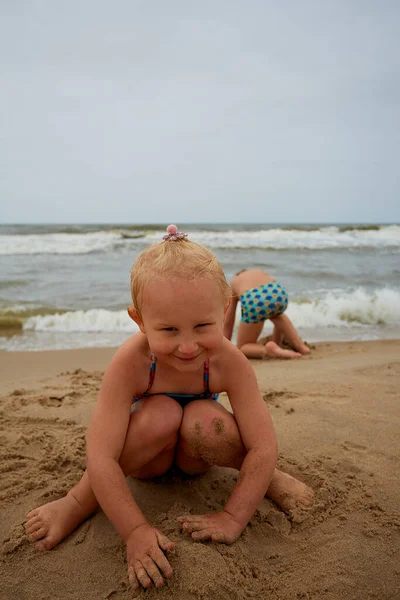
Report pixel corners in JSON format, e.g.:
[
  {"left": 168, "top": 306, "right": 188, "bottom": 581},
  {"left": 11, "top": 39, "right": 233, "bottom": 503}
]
[
  {"left": 86, "top": 348, "right": 147, "bottom": 538},
  {"left": 222, "top": 353, "right": 277, "bottom": 529},
  {"left": 223, "top": 295, "right": 238, "bottom": 340},
  {"left": 179, "top": 346, "right": 277, "bottom": 542},
  {"left": 86, "top": 342, "right": 174, "bottom": 589}
]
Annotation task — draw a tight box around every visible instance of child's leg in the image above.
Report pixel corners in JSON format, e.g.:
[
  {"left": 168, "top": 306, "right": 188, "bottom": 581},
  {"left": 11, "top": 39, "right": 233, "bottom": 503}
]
[
  {"left": 25, "top": 395, "right": 183, "bottom": 550},
  {"left": 25, "top": 471, "right": 98, "bottom": 550},
  {"left": 236, "top": 321, "right": 266, "bottom": 359},
  {"left": 269, "top": 313, "right": 310, "bottom": 355},
  {"left": 263, "top": 340, "right": 303, "bottom": 359},
  {"left": 271, "top": 322, "right": 284, "bottom": 346},
  {"left": 262, "top": 319, "right": 302, "bottom": 359},
  {"left": 176, "top": 401, "right": 313, "bottom": 512}
]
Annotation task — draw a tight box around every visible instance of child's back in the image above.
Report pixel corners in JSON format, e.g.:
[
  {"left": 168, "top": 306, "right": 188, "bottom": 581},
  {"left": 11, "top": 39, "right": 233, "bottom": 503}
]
[{"left": 231, "top": 268, "right": 276, "bottom": 296}]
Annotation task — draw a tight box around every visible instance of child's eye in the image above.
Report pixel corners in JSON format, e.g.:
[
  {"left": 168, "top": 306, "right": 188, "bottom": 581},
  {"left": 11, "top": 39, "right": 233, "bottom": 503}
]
[
  {"left": 162, "top": 327, "right": 176, "bottom": 332},
  {"left": 196, "top": 323, "right": 212, "bottom": 328}
]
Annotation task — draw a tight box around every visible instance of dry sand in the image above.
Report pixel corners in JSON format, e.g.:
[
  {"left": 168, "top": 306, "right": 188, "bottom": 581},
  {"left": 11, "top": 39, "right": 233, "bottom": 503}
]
[{"left": 1, "top": 341, "right": 400, "bottom": 600}]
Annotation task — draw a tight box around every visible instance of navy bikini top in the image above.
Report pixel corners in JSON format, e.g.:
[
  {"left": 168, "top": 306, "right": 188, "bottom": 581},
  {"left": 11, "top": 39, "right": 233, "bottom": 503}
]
[{"left": 133, "top": 353, "right": 219, "bottom": 406}]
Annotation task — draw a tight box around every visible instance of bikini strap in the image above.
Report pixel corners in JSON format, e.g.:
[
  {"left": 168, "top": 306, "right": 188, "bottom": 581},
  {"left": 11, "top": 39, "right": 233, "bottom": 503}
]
[
  {"left": 145, "top": 354, "right": 210, "bottom": 396},
  {"left": 203, "top": 359, "right": 211, "bottom": 393},
  {"left": 144, "top": 352, "right": 157, "bottom": 394}
]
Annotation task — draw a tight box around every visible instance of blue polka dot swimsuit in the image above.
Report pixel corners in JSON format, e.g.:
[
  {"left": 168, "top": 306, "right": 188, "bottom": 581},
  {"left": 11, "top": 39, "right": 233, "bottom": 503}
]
[{"left": 240, "top": 281, "right": 288, "bottom": 324}]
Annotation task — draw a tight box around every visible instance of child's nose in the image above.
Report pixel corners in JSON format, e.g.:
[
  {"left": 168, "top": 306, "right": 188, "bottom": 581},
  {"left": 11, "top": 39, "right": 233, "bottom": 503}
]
[{"left": 178, "top": 337, "right": 199, "bottom": 355}]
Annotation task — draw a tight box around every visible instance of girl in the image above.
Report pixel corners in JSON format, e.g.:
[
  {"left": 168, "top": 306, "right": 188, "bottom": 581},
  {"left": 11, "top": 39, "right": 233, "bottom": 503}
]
[
  {"left": 224, "top": 268, "right": 310, "bottom": 359},
  {"left": 25, "top": 225, "right": 313, "bottom": 592}
]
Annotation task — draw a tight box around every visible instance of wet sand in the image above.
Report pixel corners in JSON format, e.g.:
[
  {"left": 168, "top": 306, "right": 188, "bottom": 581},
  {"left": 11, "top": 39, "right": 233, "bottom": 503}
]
[{"left": 1, "top": 340, "right": 400, "bottom": 599}]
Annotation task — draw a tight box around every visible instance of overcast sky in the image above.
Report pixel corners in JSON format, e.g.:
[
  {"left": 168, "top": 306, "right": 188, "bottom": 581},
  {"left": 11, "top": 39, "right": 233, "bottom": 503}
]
[{"left": 1, "top": 1, "right": 399, "bottom": 224}]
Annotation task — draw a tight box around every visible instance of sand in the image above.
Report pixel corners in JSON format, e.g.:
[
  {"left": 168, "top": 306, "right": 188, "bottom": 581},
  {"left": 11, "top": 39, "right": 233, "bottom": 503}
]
[{"left": 1, "top": 341, "right": 400, "bottom": 600}]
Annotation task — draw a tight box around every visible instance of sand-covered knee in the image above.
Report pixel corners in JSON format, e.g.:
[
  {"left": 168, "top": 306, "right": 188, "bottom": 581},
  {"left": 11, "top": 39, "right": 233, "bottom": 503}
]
[
  {"left": 194, "top": 421, "right": 202, "bottom": 435},
  {"left": 212, "top": 417, "right": 224, "bottom": 435}
]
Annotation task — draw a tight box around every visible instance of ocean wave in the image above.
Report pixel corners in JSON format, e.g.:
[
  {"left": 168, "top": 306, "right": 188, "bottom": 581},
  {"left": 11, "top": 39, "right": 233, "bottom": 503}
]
[
  {"left": 1, "top": 225, "right": 399, "bottom": 255},
  {"left": 287, "top": 288, "right": 400, "bottom": 328},
  {"left": 23, "top": 309, "right": 136, "bottom": 333},
  {"left": 119, "top": 225, "right": 400, "bottom": 251},
  {"left": 193, "top": 225, "right": 400, "bottom": 250},
  {"left": 0, "top": 306, "right": 62, "bottom": 331},
  {"left": 0, "top": 279, "right": 28, "bottom": 289},
  {"left": 0, "top": 231, "right": 125, "bottom": 255},
  {"left": 18, "top": 288, "right": 400, "bottom": 334}
]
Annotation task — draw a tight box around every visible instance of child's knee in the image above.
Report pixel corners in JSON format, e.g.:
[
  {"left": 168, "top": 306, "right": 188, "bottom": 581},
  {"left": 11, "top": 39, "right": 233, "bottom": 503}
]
[
  {"left": 180, "top": 401, "right": 238, "bottom": 449},
  {"left": 181, "top": 401, "right": 215, "bottom": 433},
  {"left": 269, "top": 313, "right": 283, "bottom": 325},
  {"left": 131, "top": 395, "right": 183, "bottom": 442},
  {"left": 179, "top": 402, "right": 245, "bottom": 468}
]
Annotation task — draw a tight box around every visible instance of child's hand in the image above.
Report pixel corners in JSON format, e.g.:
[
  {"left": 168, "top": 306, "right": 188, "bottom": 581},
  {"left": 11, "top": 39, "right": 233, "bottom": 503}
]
[
  {"left": 126, "top": 523, "right": 175, "bottom": 591},
  {"left": 177, "top": 510, "right": 244, "bottom": 544}
]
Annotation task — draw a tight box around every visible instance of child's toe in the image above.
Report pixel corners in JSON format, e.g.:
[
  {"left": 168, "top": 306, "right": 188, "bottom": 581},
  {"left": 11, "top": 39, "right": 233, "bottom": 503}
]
[{"left": 29, "top": 527, "right": 47, "bottom": 542}]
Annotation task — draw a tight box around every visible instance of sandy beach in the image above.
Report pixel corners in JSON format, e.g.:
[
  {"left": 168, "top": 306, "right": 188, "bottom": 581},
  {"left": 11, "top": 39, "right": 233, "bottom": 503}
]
[{"left": 1, "top": 340, "right": 400, "bottom": 600}]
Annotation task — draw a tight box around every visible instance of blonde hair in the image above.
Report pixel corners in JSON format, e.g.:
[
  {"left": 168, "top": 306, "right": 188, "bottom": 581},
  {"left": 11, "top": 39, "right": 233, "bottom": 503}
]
[{"left": 130, "top": 237, "right": 231, "bottom": 317}]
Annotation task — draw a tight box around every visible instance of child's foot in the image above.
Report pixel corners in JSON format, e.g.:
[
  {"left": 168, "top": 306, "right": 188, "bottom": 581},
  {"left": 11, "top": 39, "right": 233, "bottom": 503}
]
[
  {"left": 298, "top": 344, "right": 311, "bottom": 355},
  {"left": 264, "top": 341, "right": 302, "bottom": 360},
  {"left": 25, "top": 492, "right": 94, "bottom": 550},
  {"left": 266, "top": 469, "right": 314, "bottom": 513}
]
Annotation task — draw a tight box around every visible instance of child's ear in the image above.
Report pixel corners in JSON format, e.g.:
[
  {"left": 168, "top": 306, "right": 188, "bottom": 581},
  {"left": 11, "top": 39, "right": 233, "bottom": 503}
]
[{"left": 128, "top": 305, "right": 146, "bottom": 333}]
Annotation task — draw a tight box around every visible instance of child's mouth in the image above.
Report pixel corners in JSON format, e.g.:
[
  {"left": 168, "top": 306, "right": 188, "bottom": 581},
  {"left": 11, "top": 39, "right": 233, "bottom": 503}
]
[{"left": 176, "top": 354, "right": 200, "bottom": 362}]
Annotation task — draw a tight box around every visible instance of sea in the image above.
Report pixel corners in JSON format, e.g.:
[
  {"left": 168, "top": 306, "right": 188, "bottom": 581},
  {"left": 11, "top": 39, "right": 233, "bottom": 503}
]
[{"left": 1, "top": 223, "right": 399, "bottom": 352}]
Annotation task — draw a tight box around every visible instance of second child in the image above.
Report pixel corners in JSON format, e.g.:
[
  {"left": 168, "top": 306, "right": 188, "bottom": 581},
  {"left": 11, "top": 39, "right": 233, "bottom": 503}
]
[{"left": 224, "top": 268, "right": 310, "bottom": 359}]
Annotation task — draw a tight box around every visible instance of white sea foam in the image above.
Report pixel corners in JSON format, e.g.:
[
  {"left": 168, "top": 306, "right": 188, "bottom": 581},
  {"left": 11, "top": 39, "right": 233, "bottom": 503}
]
[
  {"left": 286, "top": 288, "right": 400, "bottom": 328},
  {"left": 1, "top": 225, "right": 400, "bottom": 255},
  {"left": 22, "top": 288, "right": 400, "bottom": 334},
  {"left": 23, "top": 309, "right": 137, "bottom": 332},
  {"left": 0, "top": 231, "right": 122, "bottom": 255},
  {"left": 193, "top": 225, "right": 400, "bottom": 250}
]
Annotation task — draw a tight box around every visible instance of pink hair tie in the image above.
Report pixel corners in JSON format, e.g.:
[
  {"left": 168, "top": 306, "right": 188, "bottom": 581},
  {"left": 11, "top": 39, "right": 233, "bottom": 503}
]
[{"left": 163, "top": 224, "right": 188, "bottom": 241}]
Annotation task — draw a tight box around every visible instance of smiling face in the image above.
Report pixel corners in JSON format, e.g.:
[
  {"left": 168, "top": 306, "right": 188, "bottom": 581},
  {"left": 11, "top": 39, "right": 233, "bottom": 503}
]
[{"left": 132, "top": 276, "right": 228, "bottom": 371}]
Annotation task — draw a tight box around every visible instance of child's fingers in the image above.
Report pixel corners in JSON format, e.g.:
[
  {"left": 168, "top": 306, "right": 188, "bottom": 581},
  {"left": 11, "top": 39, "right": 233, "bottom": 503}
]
[
  {"left": 149, "top": 548, "right": 173, "bottom": 580},
  {"left": 127, "top": 566, "right": 140, "bottom": 593},
  {"left": 178, "top": 514, "right": 240, "bottom": 544},
  {"left": 141, "top": 556, "right": 164, "bottom": 588},
  {"left": 177, "top": 514, "right": 200, "bottom": 524},
  {"left": 211, "top": 531, "right": 229, "bottom": 543},
  {"left": 155, "top": 529, "right": 175, "bottom": 553},
  {"left": 191, "top": 528, "right": 236, "bottom": 544},
  {"left": 178, "top": 514, "right": 206, "bottom": 525},
  {"left": 179, "top": 517, "right": 209, "bottom": 533},
  {"left": 134, "top": 562, "right": 152, "bottom": 589},
  {"left": 191, "top": 528, "right": 215, "bottom": 541}
]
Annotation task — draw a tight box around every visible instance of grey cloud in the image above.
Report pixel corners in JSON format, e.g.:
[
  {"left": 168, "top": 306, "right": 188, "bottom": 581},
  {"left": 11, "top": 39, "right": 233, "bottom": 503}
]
[{"left": 1, "top": 0, "right": 399, "bottom": 223}]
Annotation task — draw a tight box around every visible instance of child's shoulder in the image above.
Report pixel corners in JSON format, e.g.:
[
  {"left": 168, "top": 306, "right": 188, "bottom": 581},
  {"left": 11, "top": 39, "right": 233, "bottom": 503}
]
[
  {"left": 217, "top": 338, "right": 256, "bottom": 380},
  {"left": 215, "top": 339, "right": 262, "bottom": 404},
  {"left": 103, "top": 333, "right": 151, "bottom": 386},
  {"left": 95, "top": 334, "right": 152, "bottom": 407},
  {"left": 111, "top": 331, "right": 146, "bottom": 357},
  {"left": 118, "top": 331, "right": 149, "bottom": 354}
]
